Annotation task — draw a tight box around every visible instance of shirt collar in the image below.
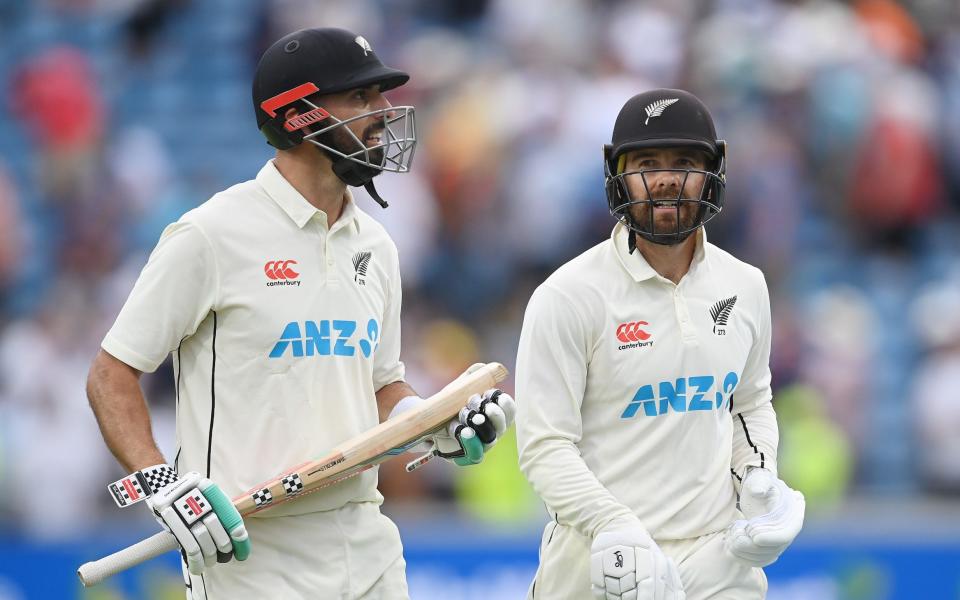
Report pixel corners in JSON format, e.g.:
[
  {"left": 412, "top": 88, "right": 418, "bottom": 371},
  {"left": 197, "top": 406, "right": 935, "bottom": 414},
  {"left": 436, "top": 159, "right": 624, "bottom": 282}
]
[
  {"left": 256, "top": 160, "right": 361, "bottom": 233},
  {"left": 336, "top": 190, "right": 361, "bottom": 235},
  {"left": 691, "top": 227, "right": 708, "bottom": 268},
  {"left": 612, "top": 222, "right": 709, "bottom": 283}
]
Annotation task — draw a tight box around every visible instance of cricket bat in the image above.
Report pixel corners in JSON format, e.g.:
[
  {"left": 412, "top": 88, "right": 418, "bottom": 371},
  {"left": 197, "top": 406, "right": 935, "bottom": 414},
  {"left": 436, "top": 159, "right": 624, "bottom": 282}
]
[{"left": 77, "top": 361, "right": 508, "bottom": 586}]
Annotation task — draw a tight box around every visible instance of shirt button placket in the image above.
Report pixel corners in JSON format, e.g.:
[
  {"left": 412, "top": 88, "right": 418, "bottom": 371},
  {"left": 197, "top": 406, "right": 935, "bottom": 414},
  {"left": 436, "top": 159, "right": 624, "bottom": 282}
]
[
  {"left": 674, "top": 286, "right": 698, "bottom": 345},
  {"left": 325, "top": 229, "right": 340, "bottom": 286},
  {"left": 324, "top": 239, "right": 332, "bottom": 283},
  {"left": 314, "top": 222, "right": 328, "bottom": 284}
]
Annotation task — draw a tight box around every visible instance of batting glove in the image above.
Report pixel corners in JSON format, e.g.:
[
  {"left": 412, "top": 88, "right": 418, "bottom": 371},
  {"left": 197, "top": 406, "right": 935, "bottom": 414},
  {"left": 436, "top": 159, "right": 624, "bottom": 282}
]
[
  {"left": 591, "top": 520, "right": 685, "bottom": 600},
  {"left": 108, "top": 464, "right": 250, "bottom": 575},
  {"left": 390, "top": 365, "right": 516, "bottom": 468},
  {"left": 724, "top": 467, "right": 805, "bottom": 567}
]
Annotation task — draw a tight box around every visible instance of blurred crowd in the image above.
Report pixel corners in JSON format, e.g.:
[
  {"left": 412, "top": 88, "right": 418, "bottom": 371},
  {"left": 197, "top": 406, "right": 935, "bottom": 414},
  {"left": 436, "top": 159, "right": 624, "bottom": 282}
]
[{"left": 1, "top": 0, "right": 959, "bottom": 541}]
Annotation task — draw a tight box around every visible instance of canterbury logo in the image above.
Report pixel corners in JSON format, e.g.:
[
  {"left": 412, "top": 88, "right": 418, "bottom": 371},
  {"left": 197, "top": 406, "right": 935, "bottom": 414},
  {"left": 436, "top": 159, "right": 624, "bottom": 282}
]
[
  {"left": 616, "top": 321, "right": 651, "bottom": 343},
  {"left": 644, "top": 98, "right": 679, "bottom": 125},
  {"left": 265, "top": 260, "right": 299, "bottom": 280}
]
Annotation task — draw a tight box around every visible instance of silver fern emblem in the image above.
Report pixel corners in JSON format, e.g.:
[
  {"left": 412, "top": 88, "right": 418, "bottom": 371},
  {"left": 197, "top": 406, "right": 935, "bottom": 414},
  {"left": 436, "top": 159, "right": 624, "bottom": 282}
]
[
  {"left": 644, "top": 98, "right": 679, "bottom": 125},
  {"left": 355, "top": 36, "right": 373, "bottom": 56},
  {"left": 709, "top": 295, "right": 737, "bottom": 334},
  {"left": 352, "top": 251, "right": 372, "bottom": 284}
]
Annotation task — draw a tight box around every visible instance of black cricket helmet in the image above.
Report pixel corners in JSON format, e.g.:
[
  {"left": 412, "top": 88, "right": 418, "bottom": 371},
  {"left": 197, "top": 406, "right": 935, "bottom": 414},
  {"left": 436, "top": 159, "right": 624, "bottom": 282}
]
[
  {"left": 252, "top": 28, "right": 417, "bottom": 207},
  {"left": 604, "top": 89, "right": 726, "bottom": 245}
]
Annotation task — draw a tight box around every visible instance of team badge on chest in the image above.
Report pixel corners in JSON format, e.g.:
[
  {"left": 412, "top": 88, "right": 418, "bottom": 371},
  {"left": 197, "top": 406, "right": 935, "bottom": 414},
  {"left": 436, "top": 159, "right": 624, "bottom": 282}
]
[
  {"left": 709, "top": 295, "right": 737, "bottom": 335},
  {"left": 352, "top": 251, "right": 372, "bottom": 286}
]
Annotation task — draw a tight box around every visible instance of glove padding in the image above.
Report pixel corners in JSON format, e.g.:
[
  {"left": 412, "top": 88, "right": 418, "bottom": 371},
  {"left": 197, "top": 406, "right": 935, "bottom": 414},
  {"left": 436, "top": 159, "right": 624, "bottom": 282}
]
[
  {"left": 436, "top": 387, "right": 516, "bottom": 465},
  {"left": 725, "top": 468, "right": 805, "bottom": 567},
  {"left": 144, "top": 467, "right": 250, "bottom": 575},
  {"left": 391, "top": 364, "right": 516, "bottom": 467},
  {"left": 590, "top": 523, "right": 685, "bottom": 600}
]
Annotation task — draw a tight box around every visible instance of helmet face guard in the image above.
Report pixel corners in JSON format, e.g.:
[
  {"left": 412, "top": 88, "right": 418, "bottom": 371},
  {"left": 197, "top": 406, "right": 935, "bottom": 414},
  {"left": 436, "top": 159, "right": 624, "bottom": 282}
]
[
  {"left": 604, "top": 141, "right": 726, "bottom": 246},
  {"left": 258, "top": 81, "right": 417, "bottom": 207},
  {"left": 253, "top": 28, "right": 417, "bottom": 208},
  {"left": 301, "top": 102, "right": 417, "bottom": 177}
]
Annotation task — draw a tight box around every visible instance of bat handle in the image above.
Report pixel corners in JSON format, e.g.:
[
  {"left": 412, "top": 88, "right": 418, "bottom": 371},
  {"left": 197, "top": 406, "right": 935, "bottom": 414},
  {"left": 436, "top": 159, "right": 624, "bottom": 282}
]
[
  {"left": 77, "top": 530, "right": 179, "bottom": 586},
  {"left": 405, "top": 445, "right": 438, "bottom": 472}
]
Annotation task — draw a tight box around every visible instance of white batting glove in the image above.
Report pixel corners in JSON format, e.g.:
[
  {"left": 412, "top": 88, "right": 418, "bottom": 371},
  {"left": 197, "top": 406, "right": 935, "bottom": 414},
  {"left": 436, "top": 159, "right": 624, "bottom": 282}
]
[
  {"left": 590, "top": 522, "right": 685, "bottom": 600},
  {"left": 108, "top": 464, "right": 250, "bottom": 576},
  {"left": 724, "top": 467, "right": 805, "bottom": 567},
  {"left": 390, "top": 364, "right": 516, "bottom": 468}
]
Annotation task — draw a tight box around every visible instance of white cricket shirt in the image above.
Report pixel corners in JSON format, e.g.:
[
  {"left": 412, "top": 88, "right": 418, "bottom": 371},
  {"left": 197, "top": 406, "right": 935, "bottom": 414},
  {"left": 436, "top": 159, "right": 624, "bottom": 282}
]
[
  {"left": 103, "top": 160, "right": 405, "bottom": 516},
  {"left": 516, "top": 222, "right": 777, "bottom": 541}
]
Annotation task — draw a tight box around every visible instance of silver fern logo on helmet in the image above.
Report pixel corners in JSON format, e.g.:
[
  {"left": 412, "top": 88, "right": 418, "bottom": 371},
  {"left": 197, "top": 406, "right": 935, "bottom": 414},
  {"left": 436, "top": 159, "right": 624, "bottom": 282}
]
[
  {"left": 355, "top": 36, "right": 372, "bottom": 56},
  {"left": 644, "top": 98, "right": 679, "bottom": 125}
]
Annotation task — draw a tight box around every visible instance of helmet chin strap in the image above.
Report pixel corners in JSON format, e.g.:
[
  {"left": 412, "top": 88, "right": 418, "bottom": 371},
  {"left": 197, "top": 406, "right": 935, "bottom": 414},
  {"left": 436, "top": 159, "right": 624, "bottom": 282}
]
[
  {"left": 329, "top": 156, "right": 389, "bottom": 207},
  {"left": 641, "top": 230, "right": 696, "bottom": 246},
  {"left": 364, "top": 181, "right": 388, "bottom": 208}
]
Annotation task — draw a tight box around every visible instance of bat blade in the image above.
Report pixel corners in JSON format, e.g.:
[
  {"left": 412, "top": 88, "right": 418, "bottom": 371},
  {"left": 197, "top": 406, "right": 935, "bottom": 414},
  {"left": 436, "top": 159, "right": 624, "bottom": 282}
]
[
  {"left": 234, "top": 361, "right": 507, "bottom": 514},
  {"left": 77, "top": 362, "right": 508, "bottom": 586}
]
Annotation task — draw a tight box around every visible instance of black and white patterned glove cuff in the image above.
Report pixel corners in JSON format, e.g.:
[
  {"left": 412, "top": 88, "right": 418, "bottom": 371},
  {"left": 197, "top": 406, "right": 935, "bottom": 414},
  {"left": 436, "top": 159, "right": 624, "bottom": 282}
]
[
  {"left": 138, "top": 464, "right": 177, "bottom": 494},
  {"left": 107, "top": 463, "right": 178, "bottom": 508}
]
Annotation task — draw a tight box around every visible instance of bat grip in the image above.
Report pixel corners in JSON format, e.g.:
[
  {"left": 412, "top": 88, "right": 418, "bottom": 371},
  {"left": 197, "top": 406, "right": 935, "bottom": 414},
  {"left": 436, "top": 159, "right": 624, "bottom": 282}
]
[{"left": 77, "top": 530, "right": 179, "bottom": 586}]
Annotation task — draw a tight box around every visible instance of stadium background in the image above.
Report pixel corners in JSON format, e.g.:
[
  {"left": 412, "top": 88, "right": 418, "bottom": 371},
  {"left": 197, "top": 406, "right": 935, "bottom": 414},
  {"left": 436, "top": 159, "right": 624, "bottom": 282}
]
[{"left": 1, "top": 0, "right": 959, "bottom": 598}]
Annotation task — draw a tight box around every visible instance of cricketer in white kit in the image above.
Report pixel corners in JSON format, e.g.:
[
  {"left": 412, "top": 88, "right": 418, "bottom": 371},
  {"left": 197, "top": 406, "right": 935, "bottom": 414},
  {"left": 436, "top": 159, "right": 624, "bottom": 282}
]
[
  {"left": 515, "top": 90, "right": 805, "bottom": 600},
  {"left": 87, "top": 28, "right": 514, "bottom": 600}
]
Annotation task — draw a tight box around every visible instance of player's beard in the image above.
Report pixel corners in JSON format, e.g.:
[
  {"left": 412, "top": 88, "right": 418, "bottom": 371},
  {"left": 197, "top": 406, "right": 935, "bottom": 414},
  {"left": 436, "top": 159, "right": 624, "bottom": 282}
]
[
  {"left": 626, "top": 196, "right": 700, "bottom": 237},
  {"left": 325, "top": 120, "right": 387, "bottom": 168}
]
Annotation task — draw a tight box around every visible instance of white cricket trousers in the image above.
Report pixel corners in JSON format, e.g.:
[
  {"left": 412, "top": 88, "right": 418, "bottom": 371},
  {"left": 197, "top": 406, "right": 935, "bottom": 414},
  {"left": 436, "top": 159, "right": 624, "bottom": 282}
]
[
  {"left": 528, "top": 521, "right": 767, "bottom": 600},
  {"left": 184, "top": 501, "right": 409, "bottom": 600}
]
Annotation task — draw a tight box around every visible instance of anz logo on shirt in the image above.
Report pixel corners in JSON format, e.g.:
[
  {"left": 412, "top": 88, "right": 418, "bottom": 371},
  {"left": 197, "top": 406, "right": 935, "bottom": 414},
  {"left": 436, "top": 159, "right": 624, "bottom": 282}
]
[
  {"left": 621, "top": 372, "right": 739, "bottom": 418},
  {"left": 269, "top": 318, "right": 380, "bottom": 359}
]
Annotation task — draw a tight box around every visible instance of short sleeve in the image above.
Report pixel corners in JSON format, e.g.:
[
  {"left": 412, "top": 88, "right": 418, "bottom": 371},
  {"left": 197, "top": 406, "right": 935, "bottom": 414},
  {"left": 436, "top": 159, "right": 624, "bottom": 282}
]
[{"left": 102, "top": 220, "right": 218, "bottom": 373}]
